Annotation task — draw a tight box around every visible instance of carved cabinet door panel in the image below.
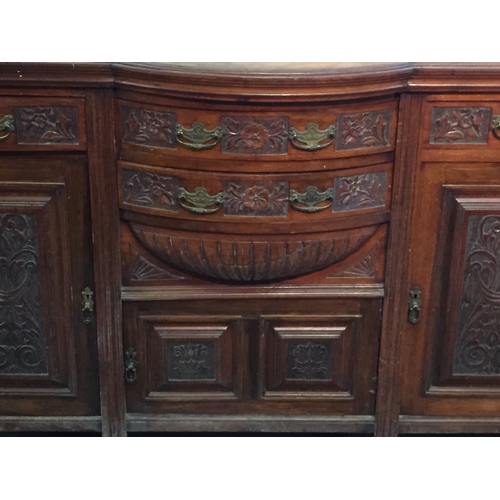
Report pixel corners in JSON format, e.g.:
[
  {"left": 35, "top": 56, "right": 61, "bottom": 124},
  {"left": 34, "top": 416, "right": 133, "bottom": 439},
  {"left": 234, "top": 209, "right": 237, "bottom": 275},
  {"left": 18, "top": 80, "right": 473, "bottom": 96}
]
[
  {"left": 0, "top": 157, "right": 99, "bottom": 416},
  {"left": 123, "top": 298, "right": 382, "bottom": 416},
  {"left": 400, "top": 162, "right": 500, "bottom": 417}
]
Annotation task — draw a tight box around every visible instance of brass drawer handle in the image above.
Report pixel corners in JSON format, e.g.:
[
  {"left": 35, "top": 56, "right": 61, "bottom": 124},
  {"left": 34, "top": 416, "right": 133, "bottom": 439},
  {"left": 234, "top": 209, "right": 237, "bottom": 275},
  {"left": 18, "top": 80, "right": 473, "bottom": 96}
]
[
  {"left": 289, "top": 123, "right": 335, "bottom": 151},
  {"left": 492, "top": 115, "right": 500, "bottom": 140},
  {"left": 179, "top": 186, "right": 224, "bottom": 214},
  {"left": 124, "top": 348, "right": 138, "bottom": 383},
  {"left": 176, "top": 122, "right": 222, "bottom": 150},
  {"left": 0, "top": 114, "right": 15, "bottom": 142},
  {"left": 289, "top": 186, "right": 334, "bottom": 213}
]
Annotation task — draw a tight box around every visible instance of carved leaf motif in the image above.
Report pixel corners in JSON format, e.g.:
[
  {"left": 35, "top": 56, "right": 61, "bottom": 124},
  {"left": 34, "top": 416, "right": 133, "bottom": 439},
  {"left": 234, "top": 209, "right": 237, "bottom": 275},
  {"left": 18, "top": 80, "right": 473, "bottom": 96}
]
[
  {"left": 333, "top": 172, "right": 387, "bottom": 212},
  {"left": 167, "top": 342, "right": 215, "bottom": 380},
  {"left": 0, "top": 214, "right": 47, "bottom": 374},
  {"left": 430, "top": 107, "right": 491, "bottom": 144},
  {"left": 454, "top": 215, "right": 500, "bottom": 375},
  {"left": 286, "top": 342, "right": 332, "bottom": 380},
  {"left": 336, "top": 110, "right": 391, "bottom": 150}
]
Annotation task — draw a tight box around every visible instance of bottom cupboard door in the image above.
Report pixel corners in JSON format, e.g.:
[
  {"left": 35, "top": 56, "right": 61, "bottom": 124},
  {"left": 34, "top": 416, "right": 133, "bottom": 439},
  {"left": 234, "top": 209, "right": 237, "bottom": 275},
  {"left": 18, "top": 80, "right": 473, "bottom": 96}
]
[
  {"left": 400, "top": 162, "right": 500, "bottom": 417},
  {"left": 0, "top": 158, "right": 99, "bottom": 416},
  {"left": 123, "top": 298, "right": 382, "bottom": 416}
]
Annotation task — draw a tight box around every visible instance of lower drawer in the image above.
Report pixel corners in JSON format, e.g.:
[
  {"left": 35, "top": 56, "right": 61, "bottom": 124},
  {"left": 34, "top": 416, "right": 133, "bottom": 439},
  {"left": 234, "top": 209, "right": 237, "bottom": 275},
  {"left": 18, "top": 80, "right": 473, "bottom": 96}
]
[{"left": 123, "top": 298, "right": 382, "bottom": 415}]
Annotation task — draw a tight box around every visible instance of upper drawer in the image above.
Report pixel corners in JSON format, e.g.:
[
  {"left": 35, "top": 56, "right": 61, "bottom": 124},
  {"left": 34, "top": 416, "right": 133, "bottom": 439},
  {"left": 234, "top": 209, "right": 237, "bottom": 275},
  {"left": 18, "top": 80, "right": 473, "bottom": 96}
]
[
  {"left": 0, "top": 97, "right": 86, "bottom": 151},
  {"left": 115, "top": 99, "right": 398, "bottom": 161}
]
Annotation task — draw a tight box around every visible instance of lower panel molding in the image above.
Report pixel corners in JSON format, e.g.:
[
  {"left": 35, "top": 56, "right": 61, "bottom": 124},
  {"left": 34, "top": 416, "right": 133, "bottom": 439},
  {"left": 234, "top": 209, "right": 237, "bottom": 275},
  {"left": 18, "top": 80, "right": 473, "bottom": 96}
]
[
  {"left": 399, "top": 416, "right": 500, "bottom": 434},
  {"left": 126, "top": 414, "right": 375, "bottom": 433},
  {"left": 0, "top": 416, "right": 102, "bottom": 433}
]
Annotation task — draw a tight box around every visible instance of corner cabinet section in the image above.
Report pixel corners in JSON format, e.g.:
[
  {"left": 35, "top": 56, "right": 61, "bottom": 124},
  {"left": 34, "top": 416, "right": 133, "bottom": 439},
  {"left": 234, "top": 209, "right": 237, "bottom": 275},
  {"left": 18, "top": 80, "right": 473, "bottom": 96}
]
[
  {"left": 400, "top": 161, "right": 500, "bottom": 417},
  {"left": 123, "top": 299, "right": 382, "bottom": 419},
  {"left": 0, "top": 157, "right": 99, "bottom": 416}
]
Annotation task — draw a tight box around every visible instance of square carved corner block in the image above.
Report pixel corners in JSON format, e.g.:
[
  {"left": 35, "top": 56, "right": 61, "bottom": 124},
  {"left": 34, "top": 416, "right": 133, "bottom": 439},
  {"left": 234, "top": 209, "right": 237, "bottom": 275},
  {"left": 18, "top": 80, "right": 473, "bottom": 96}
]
[{"left": 259, "top": 316, "right": 358, "bottom": 400}]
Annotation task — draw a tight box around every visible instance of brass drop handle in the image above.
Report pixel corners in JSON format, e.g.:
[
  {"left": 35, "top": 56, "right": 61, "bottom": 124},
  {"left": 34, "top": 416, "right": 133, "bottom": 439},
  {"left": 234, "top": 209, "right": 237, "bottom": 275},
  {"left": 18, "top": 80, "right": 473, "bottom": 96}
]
[
  {"left": 176, "top": 122, "right": 222, "bottom": 150},
  {"left": 0, "top": 114, "right": 15, "bottom": 142},
  {"left": 288, "top": 123, "right": 335, "bottom": 151},
  {"left": 124, "top": 348, "right": 138, "bottom": 383},
  {"left": 81, "top": 287, "right": 94, "bottom": 324},
  {"left": 178, "top": 186, "right": 224, "bottom": 214},
  {"left": 289, "top": 186, "right": 334, "bottom": 213},
  {"left": 408, "top": 286, "right": 422, "bottom": 324},
  {"left": 492, "top": 115, "right": 500, "bottom": 140}
]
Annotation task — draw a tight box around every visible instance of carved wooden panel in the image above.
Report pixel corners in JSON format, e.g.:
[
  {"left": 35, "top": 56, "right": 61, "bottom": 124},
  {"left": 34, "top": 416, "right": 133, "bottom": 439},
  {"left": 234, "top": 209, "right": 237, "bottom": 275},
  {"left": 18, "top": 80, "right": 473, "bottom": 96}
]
[
  {"left": 336, "top": 109, "right": 392, "bottom": 150},
  {"left": 429, "top": 107, "right": 491, "bottom": 144},
  {"left": 126, "top": 312, "right": 244, "bottom": 404},
  {"left": 129, "top": 247, "right": 186, "bottom": 282},
  {"left": 260, "top": 315, "right": 358, "bottom": 399},
  {"left": 120, "top": 105, "right": 176, "bottom": 148},
  {"left": 223, "top": 181, "right": 289, "bottom": 216},
  {"left": 14, "top": 106, "right": 79, "bottom": 145},
  {"left": 0, "top": 213, "right": 47, "bottom": 374},
  {"left": 0, "top": 159, "right": 99, "bottom": 417},
  {"left": 332, "top": 171, "right": 387, "bottom": 212},
  {"left": 129, "top": 222, "right": 377, "bottom": 283},
  {"left": 332, "top": 245, "right": 377, "bottom": 278},
  {"left": 122, "top": 169, "right": 179, "bottom": 212},
  {"left": 453, "top": 215, "right": 500, "bottom": 375},
  {"left": 221, "top": 117, "right": 288, "bottom": 154}
]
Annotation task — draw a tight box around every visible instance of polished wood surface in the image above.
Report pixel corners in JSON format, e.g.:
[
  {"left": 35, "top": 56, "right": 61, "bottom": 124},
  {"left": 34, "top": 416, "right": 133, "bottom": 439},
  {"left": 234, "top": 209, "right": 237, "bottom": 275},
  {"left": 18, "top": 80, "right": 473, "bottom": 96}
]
[{"left": 2, "top": 63, "right": 500, "bottom": 435}]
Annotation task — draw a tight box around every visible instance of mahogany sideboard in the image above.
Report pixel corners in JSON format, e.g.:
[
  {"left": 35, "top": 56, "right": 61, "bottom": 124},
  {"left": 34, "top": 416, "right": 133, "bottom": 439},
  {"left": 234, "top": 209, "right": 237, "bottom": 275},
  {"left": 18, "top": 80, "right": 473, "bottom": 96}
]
[{"left": 2, "top": 62, "right": 500, "bottom": 436}]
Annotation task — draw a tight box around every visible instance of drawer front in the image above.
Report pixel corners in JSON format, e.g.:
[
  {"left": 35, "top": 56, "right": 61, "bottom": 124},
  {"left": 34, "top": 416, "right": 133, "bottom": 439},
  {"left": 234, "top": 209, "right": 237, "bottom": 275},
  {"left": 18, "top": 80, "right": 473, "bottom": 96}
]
[
  {"left": 118, "top": 161, "right": 392, "bottom": 226},
  {"left": 0, "top": 97, "right": 86, "bottom": 151},
  {"left": 115, "top": 99, "right": 397, "bottom": 162},
  {"left": 123, "top": 298, "right": 382, "bottom": 415}
]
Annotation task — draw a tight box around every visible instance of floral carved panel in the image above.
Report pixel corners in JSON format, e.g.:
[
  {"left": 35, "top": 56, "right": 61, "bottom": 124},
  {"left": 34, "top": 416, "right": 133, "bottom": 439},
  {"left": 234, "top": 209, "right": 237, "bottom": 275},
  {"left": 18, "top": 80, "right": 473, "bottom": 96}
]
[
  {"left": 166, "top": 341, "right": 216, "bottom": 381},
  {"left": 221, "top": 117, "right": 288, "bottom": 155},
  {"left": 453, "top": 215, "right": 500, "bottom": 375},
  {"left": 429, "top": 107, "right": 491, "bottom": 144},
  {"left": 332, "top": 171, "right": 387, "bottom": 212},
  {"left": 14, "top": 107, "right": 79, "bottom": 145},
  {"left": 286, "top": 341, "right": 332, "bottom": 381},
  {"left": 122, "top": 169, "right": 179, "bottom": 212},
  {"left": 0, "top": 214, "right": 47, "bottom": 375},
  {"left": 336, "top": 109, "right": 392, "bottom": 150},
  {"left": 223, "top": 181, "right": 289, "bottom": 216},
  {"left": 120, "top": 106, "right": 176, "bottom": 148}
]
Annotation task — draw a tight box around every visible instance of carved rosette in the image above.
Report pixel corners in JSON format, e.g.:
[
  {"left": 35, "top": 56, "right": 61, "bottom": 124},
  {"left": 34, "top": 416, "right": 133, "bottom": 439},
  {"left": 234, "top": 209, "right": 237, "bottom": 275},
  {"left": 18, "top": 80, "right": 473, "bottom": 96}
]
[
  {"left": 223, "top": 181, "right": 289, "bottom": 216},
  {"left": 122, "top": 169, "right": 179, "bottom": 212},
  {"left": 221, "top": 117, "right": 289, "bottom": 154},
  {"left": 336, "top": 109, "right": 392, "bottom": 150},
  {"left": 454, "top": 215, "right": 500, "bottom": 375},
  {"left": 14, "top": 107, "right": 79, "bottom": 145},
  {"left": 430, "top": 107, "right": 491, "bottom": 144},
  {"left": 332, "top": 171, "right": 387, "bottom": 212},
  {"left": 129, "top": 222, "right": 377, "bottom": 283},
  {"left": 120, "top": 106, "right": 176, "bottom": 148},
  {"left": 0, "top": 214, "right": 47, "bottom": 374},
  {"left": 286, "top": 341, "right": 332, "bottom": 380}
]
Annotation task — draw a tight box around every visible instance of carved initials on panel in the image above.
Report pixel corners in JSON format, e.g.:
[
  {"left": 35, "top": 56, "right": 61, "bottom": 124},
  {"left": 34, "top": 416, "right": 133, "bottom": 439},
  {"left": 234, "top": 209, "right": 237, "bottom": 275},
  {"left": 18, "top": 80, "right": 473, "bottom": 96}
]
[
  {"left": 15, "top": 107, "right": 79, "bottom": 145},
  {"left": 167, "top": 341, "right": 215, "bottom": 380},
  {"left": 222, "top": 117, "right": 289, "bottom": 154},
  {"left": 454, "top": 215, "right": 500, "bottom": 375},
  {"left": 430, "top": 107, "right": 491, "bottom": 144},
  {"left": 0, "top": 214, "right": 47, "bottom": 374}
]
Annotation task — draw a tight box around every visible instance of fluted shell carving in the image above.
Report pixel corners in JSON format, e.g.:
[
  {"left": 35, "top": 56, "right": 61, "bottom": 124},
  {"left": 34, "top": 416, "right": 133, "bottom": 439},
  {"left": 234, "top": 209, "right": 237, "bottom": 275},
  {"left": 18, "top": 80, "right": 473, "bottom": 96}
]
[{"left": 129, "top": 222, "right": 377, "bottom": 283}]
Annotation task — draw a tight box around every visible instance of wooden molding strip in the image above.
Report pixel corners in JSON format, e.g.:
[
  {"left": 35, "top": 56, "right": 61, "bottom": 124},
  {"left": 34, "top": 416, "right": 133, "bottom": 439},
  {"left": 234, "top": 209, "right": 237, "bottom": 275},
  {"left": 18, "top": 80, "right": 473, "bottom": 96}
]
[{"left": 0, "top": 416, "right": 102, "bottom": 433}]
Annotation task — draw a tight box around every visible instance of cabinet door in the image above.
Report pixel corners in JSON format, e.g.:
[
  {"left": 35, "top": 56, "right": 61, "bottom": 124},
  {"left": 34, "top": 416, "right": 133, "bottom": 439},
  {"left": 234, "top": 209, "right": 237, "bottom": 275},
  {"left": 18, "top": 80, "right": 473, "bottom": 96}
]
[
  {"left": 400, "top": 162, "right": 500, "bottom": 416},
  {"left": 0, "top": 157, "right": 99, "bottom": 416}
]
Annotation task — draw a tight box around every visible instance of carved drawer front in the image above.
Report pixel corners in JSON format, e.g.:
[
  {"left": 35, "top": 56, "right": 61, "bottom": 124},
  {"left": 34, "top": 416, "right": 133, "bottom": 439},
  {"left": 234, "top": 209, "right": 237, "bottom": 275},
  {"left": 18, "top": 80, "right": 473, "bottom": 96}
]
[
  {"left": 123, "top": 299, "right": 382, "bottom": 415},
  {"left": 115, "top": 99, "right": 397, "bottom": 161},
  {"left": 0, "top": 98, "right": 86, "bottom": 150},
  {"left": 118, "top": 161, "right": 392, "bottom": 225}
]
